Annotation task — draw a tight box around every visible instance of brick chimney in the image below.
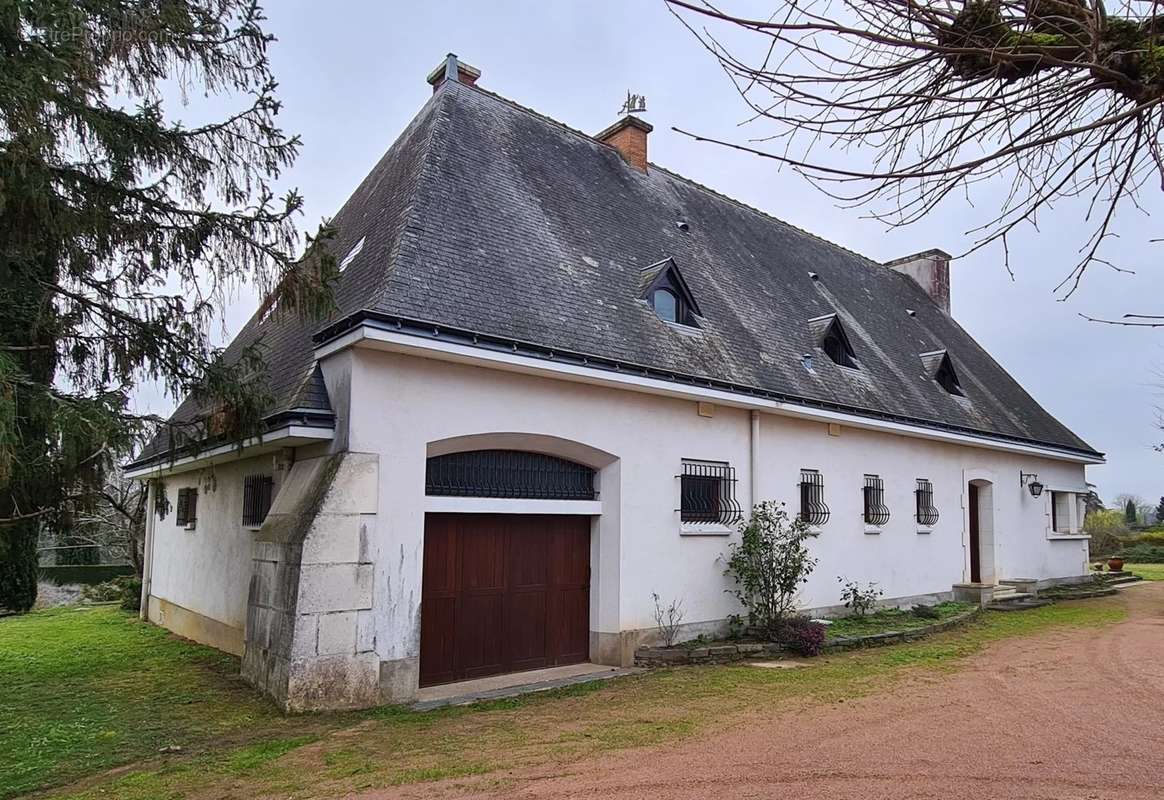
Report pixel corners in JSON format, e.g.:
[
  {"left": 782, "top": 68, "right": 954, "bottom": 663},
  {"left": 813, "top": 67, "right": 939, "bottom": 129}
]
[
  {"left": 426, "top": 53, "right": 481, "bottom": 93},
  {"left": 596, "top": 116, "right": 653, "bottom": 172},
  {"left": 885, "top": 249, "right": 951, "bottom": 313}
]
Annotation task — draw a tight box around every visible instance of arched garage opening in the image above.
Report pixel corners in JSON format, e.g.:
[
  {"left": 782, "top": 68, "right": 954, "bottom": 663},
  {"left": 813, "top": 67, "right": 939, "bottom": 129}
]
[{"left": 419, "top": 437, "right": 617, "bottom": 688}]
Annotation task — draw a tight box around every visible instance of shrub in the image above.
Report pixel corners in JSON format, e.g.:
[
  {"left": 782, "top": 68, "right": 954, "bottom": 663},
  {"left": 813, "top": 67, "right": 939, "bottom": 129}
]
[
  {"left": 911, "top": 603, "right": 941, "bottom": 619},
  {"left": 81, "top": 580, "right": 124, "bottom": 603},
  {"left": 723, "top": 501, "right": 818, "bottom": 638},
  {"left": 1084, "top": 509, "right": 1129, "bottom": 557},
  {"left": 651, "top": 593, "right": 685, "bottom": 647},
  {"left": 1128, "top": 530, "right": 1164, "bottom": 546},
  {"left": 838, "top": 577, "right": 883, "bottom": 617},
  {"left": 1115, "top": 543, "right": 1164, "bottom": 563},
  {"left": 774, "top": 616, "right": 826, "bottom": 657},
  {"left": 118, "top": 577, "right": 142, "bottom": 612}
]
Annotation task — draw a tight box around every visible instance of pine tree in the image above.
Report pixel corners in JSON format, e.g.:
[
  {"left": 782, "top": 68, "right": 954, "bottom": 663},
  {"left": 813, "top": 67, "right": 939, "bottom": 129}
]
[
  {"left": 0, "top": 2, "right": 334, "bottom": 611},
  {"left": 1155, "top": 497, "right": 1164, "bottom": 526},
  {"left": 1125, "top": 499, "right": 1138, "bottom": 525}
]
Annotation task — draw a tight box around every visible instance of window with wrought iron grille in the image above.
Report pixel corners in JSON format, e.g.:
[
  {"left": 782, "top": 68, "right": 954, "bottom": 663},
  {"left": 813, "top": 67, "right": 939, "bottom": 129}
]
[
  {"left": 679, "top": 460, "right": 743, "bottom": 525},
  {"left": 799, "top": 469, "right": 829, "bottom": 526},
  {"left": 175, "top": 488, "right": 198, "bottom": 527},
  {"left": 862, "top": 474, "right": 890, "bottom": 526},
  {"left": 915, "top": 479, "right": 939, "bottom": 528},
  {"left": 242, "top": 474, "right": 274, "bottom": 527}
]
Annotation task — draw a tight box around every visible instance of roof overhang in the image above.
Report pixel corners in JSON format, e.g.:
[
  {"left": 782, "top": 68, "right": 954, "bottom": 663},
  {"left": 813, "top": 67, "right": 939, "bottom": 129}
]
[
  {"left": 314, "top": 313, "right": 1104, "bottom": 466},
  {"left": 124, "top": 423, "right": 334, "bottom": 480}
]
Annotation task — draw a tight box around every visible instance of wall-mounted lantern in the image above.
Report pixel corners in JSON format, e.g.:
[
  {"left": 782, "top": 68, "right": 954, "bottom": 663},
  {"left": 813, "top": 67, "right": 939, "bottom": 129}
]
[{"left": 1020, "top": 472, "right": 1044, "bottom": 497}]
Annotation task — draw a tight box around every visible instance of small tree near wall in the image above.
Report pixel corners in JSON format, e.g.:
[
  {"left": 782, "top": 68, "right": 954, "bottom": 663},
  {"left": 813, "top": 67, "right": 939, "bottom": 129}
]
[{"left": 723, "top": 501, "right": 818, "bottom": 638}]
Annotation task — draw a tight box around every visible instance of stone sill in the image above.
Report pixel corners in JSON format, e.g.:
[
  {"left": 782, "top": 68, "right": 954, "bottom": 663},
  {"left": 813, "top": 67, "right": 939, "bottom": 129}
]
[
  {"left": 1047, "top": 533, "right": 1089, "bottom": 541},
  {"left": 634, "top": 608, "right": 980, "bottom": 668},
  {"left": 679, "top": 523, "right": 734, "bottom": 537}
]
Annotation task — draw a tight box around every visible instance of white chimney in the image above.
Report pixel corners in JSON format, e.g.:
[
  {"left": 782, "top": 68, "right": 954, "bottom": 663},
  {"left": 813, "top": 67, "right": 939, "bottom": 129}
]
[{"left": 885, "top": 249, "right": 951, "bottom": 313}]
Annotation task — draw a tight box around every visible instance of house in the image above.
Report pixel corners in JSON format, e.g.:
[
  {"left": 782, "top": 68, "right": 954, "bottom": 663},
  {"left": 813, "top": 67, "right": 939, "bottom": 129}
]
[{"left": 126, "top": 55, "right": 1102, "bottom": 711}]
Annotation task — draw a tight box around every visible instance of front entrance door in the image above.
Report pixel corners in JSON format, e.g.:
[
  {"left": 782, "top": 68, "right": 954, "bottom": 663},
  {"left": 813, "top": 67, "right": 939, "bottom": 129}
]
[
  {"left": 419, "top": 513, "right": 590, "bottom": 687},
  {"left": 968, "top": 484, "right": 981, "bottom": 583}
]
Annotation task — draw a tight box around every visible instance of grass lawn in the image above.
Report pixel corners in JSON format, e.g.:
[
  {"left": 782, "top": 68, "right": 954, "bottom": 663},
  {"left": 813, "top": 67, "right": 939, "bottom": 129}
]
[
  {"left": 823, "top": 601, "right": 972, "bottom": 639},
  {"left": 1, "top": 600, "right": 1126, "bottom": 800},
  {"left": 1126, "top": 563, "right": 1164, "bottom": 581}
]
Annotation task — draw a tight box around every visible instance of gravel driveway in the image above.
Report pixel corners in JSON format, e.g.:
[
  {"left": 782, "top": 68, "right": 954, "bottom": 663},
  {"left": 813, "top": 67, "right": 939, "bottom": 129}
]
[{"left": 373, "top": 583, "right": 1164, "bottom": 800}]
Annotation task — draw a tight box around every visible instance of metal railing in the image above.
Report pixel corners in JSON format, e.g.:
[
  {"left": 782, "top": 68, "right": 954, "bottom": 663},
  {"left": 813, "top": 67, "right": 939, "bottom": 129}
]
[
  {"left": 799, "top": 469, "right": 830, "bottom": 526},
  {"left": 915, "top": 478, "right": 939, "bottom": 526},
  {"left": 425, "top": 450, "right": 597, "bottom": 500},
  {"left": 863, "top": 474, "right": 891, "bottom": 526},
  {"left": 679, "top": 461, "right": 743, "bottom": 525}
]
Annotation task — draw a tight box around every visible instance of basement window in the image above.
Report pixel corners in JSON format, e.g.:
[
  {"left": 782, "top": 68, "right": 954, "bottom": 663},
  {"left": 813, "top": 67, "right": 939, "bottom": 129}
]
[
  {"left": 863, "top": 474, "right": 890, "bottom": 528},
  {"left": 679, "top": 460, "right": 743, "bottom": 526},
  {"left": 799, "top": 469, "right": 830, "bottom": 526},
  {"left": 175, "top": 488, "right": 198, "bottom": 528},
  {"left": 242, "top": 474, "right": 274, "bottom": 527},
  {"left": 915, "top": 479, "right": 939, "bottom": 528}
]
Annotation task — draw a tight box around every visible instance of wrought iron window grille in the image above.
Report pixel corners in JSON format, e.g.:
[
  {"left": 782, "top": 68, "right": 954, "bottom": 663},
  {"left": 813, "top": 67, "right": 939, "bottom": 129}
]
[
  {"left": 915, "top": 479, "right": 939, "bottom": 527},
  {"left": 799, "top": 469, "right": 830, "bottom": 526},
  {"left": 242, "top": 474, "right": 274, "bottom": 526},
  {"left": 175, "top": 488, "right": 198, "bottom": 527},
  {"left": 862, "top": 474, "right": 890, "bottom": 526},
  {"left": 425, "top": 450, "right": 597, "bottom": 500},
  {"left": 678, "top": 461, "right": 743, "bottom": 525}
]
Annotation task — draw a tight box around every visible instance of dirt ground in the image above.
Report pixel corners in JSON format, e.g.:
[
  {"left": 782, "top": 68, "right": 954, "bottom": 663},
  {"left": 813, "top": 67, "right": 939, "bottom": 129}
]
[{"left": 371, "top": 583, "right": 1164, "bottom": 800}]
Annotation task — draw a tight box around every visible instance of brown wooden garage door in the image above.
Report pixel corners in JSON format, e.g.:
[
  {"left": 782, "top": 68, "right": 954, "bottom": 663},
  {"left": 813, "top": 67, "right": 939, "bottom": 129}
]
[{"left": 419, "top": 514, "right": 590, "bottom": 688}]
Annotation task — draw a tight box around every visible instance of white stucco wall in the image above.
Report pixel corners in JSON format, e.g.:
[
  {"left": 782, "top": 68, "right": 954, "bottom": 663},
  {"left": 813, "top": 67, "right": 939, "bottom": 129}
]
[
  {"left": 344, "top": 348, "right": 1091, "bottom": 664},
  {"left": 148, "top": 454, "right": 286, "bottom": 648}
]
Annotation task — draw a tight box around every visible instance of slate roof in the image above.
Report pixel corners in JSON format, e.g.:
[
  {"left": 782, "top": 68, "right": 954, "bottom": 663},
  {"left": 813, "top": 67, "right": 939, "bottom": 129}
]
[{"left": 131, "top": 73, "right": 1100, "bottom": 465}]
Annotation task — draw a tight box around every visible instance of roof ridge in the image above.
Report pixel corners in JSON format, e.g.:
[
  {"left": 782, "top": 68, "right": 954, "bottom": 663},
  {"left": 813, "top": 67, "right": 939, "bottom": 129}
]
[{"left": 451, "top": 80, "right": 885, "bottom": 270}]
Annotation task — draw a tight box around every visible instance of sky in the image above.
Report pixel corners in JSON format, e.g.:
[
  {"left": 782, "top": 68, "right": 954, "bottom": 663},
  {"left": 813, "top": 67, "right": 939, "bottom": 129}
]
[{"left": 157, "top": 0, "right": 1163, "bottom": 506}]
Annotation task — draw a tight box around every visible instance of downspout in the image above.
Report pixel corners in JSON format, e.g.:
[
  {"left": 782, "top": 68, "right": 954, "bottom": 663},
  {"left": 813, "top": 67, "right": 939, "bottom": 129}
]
[
  {"left": 139, "top": 480, "right": 157, "bottom": 621},
  {"left": 750, "top": 410, "right": 760, "bottom": 510}
]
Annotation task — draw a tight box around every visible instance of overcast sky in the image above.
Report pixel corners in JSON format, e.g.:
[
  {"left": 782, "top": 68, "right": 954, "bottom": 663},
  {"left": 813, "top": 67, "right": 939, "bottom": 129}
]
[{"left": 163, "top": 1, "right": 1162, "bottom": 505}]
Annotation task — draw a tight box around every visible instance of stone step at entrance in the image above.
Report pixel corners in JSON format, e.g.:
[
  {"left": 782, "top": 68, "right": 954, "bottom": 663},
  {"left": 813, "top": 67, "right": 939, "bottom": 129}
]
[{"left": 985, "top": 589, "right": 1051, "bottom": 611}]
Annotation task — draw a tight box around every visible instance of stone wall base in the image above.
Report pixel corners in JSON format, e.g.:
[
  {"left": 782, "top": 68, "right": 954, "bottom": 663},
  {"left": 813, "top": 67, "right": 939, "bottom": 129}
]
[{"left": 148, "top": 595, "right": 244, "bottom": 656}]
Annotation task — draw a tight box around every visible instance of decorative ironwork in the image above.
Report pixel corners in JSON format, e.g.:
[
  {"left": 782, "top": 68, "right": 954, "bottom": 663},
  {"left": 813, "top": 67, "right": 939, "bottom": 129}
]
[
  {"left": 862, "top": 474, "right": 890, "bottom": 526},
  {"left": 242, "top": 474, "right": 274, "bottom": 526},
  {"left": 915, "top": 479, "right": 939, "bottom": 527},
  {"left": 153, "top": 481, "right": 169, "bottom": 520},
  {"left": 425, "top": 450, "right": 597, "bottom": 500},
  {"left": 175, "top": 488, "right": 198, "bottom": 527},
  {"left": 799, "top": 469, "right": 830, "bottom": 526},
  {"left": 679, "top": 461, "right": 743, "bottom": 525}
]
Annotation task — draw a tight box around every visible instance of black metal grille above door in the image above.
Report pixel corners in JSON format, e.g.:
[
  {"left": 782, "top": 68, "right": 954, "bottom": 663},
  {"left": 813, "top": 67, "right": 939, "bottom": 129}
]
[{"left": 425, "top": 450, "right": 597, "bottom": 500}]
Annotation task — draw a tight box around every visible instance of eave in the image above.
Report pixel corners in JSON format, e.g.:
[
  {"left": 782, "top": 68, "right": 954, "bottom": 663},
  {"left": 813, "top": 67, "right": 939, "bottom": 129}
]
[{"left": 312, "top": 311, "right": 1104, "bottom": 465}]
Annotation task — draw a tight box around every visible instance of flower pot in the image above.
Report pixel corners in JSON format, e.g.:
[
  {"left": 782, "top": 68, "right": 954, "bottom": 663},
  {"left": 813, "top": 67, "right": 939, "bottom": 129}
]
[{"left": 1107, "top": 558, "right": 1125, "bottom": 572}]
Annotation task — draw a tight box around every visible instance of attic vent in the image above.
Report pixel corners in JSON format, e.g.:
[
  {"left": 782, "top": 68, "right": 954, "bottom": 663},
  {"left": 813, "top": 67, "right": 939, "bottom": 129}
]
[
  {"left": 339, "top": 236, "right": 366, "bottom": 272},
  {"left": 920, "top": 350, "right": 965, "bottom": 397},
  {"left": 676, "top": 221, "right": 690, "bottom": 231},
  {"left": 808, "top": 314, "right": 858, "bottom": 369}
]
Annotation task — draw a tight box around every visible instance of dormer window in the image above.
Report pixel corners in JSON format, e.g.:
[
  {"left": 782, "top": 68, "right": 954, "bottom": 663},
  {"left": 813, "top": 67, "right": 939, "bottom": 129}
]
[
  {"left": 808, "top": 313, "right": 858, "bottom": 369},
  {"left": 640, "top": 257, "right": 701, "bottom": 327},
  {"left": 652, "top": 288, "right": 679, "bottom": 323},
  {"left": 921, "top": 349, "right": 965, "bottom": 397}
]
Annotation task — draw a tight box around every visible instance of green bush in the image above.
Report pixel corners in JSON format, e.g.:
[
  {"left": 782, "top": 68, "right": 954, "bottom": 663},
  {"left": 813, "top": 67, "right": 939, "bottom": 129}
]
[
  {"left": 118, "top": 577, "right": 143, "bottom": 611},
  {"left": 1084, "top": 509, "right": 1129, "bottom": 558},
  {"left": 1128, "top": 530, "right": 1164, "bottom": 546},
  {"left": 912, "top": 604, "right": 941, "bottom": 619},
  {"left": 723, "top": 501, "right": 818, "bottom": 637},
  {"left": 1115, "top": 544, "right": 1164, "bottom": 563}
]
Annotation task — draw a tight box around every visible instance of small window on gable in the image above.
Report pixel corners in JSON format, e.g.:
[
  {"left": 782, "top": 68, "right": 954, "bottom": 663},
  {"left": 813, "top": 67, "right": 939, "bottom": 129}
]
[
  {"left": 921, "top": 349, "right": 965, "bottom": 397},
  {"left": 808, "top": 314, "right": 858, "bottom": 369},
  {"left": 175, "top": 488, "right": 198, "bottom": 528},
  {"left": 641, "top": 257, "right": 701, "bottom": 327},
  {"left": 242, "top": 474, "right": 274, "bottom": 527}
]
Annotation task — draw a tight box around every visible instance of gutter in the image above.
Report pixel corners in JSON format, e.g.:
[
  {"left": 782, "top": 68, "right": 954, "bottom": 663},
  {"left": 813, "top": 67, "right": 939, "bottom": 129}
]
[{"left": 313, "top": 311, "right": 1104, "bottom": 465}]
